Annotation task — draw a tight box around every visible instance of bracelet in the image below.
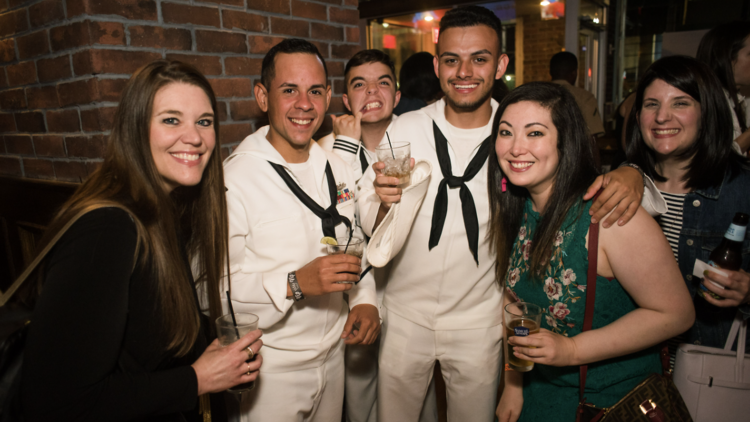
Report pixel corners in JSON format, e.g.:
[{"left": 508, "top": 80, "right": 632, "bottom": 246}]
[{"left": 288, "top": 271, "right": 304, "bottom": 301}]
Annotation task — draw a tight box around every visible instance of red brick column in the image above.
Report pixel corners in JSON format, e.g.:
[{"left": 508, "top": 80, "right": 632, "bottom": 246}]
[
  {"left": 520, "top": 12, "right": 565, "bottom": 84},
  {"left": 0, "top": 0, "right": 360, "bottom": 182}
]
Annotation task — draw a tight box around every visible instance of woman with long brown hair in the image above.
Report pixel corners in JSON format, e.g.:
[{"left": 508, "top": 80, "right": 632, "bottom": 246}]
[{"left": 20, "top": 60, "right": 261, "bottom": 421}]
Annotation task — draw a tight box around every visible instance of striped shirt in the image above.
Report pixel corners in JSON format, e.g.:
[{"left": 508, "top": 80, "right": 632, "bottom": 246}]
[
  {"left": 658, "top": 191, "right": 686, "bottom": 262},
  {"left": 658, "top": 190, "right": 689, "bottom": 369}
]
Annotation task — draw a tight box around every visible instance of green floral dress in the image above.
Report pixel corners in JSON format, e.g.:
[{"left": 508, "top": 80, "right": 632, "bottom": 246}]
[{"left": 506, "top": 199, "right": 661, "bottom": 422}]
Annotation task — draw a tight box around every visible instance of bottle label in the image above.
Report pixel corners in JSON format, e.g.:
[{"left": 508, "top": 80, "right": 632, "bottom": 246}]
[
  {"left": 701, "top": 260, "right": 726, "bottom": 300},
  {"left": 725, "top": 223, "right": 746, "bottom": 242}
]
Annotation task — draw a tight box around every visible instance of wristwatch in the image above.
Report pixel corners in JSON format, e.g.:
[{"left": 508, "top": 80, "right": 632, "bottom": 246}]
[{"left": 288, "top": 271, "right": 305, "bottom": 301}]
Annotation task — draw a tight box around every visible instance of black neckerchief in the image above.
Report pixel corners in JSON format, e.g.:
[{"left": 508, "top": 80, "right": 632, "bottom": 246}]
[
  {"left": 359, "top": 147, "right": 369, "bottom": 175},
  {"left": 269, "top": 161, "right": 351, "bottom": 237},
  {"left": 428, "top": 121, "right": 491, "bottom": 264}
]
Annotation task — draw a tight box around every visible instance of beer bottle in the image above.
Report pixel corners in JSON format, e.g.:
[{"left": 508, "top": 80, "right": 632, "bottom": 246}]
[{"left": 701, "top": 212, "right": 749, "bottom": 300}]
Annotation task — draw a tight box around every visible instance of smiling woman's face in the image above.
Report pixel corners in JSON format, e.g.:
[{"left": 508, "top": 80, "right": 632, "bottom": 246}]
[
  {"left": 149, "top": 82, "right": 216, "bottom": 193},
  {"left": 495, "top": 100, "right": 559, "bottom": 199},
  {"left": 638, "top": 78, "right": 701, "bottom": 159}
]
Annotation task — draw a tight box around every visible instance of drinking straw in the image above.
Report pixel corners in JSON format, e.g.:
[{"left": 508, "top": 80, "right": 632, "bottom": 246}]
[
  {"left": 225, "top": 290, "right": 241, "bottom": 339},
  {"left": 344, "top": 229, "right": 354, "bottom": 254},
  {"left": 385, "top": 131, "right": 395, "bottom": 159}
]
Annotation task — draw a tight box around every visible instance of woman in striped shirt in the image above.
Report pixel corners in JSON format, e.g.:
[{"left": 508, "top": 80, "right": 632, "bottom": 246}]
[{"left": 626, "top": 55, "right": 750, "bottom": 350}]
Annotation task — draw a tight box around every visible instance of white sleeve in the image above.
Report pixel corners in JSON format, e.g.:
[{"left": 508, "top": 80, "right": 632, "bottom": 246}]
[
  {"left": 225, "top": 189, "right": 294, "bottom": 327},
  {"left": 640, "top": 174, "right": 668, "bottom": 217},
  {"left": 331, "top": 135, "right": 364, "bottom": 181},
  {"left": 357, "top": 164, "right": 382, "bottom": 237}
]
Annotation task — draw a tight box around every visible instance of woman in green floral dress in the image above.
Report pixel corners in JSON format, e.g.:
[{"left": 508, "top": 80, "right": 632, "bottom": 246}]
[{"left": 488, "top": 83, "right": 695, "bottom": 422}]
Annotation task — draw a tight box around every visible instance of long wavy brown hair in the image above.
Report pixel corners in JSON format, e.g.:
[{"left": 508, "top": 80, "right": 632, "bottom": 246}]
[{"left": 33, "top": 60, "right": 228, "bottom": 357}]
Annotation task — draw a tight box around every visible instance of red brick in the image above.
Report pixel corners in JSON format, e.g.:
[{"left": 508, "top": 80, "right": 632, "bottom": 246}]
[
  {"left": 248, "top": 36, "right": 286, "bottom": 55},
  {"left": 50, "top": 21, "right": 90, "bottom": 52},
  {"left": 6, "top": 0, "right": 26, "bottom": 9},
  {"left": 247, "top": 0, "right": 290, "bottom": 14},
  {"left": 0, "top": 69, "right": 7, "bottom": 89},
  {"left": 229, "top": 99, "right": 264, "bottom": 121},
  {"left": 328, "top": 61, "right": 344, "bottom": 77},
  {"left": 33, "top": 135, "right": 65, "bottom": 157},
  {"left": 330, "top": 7, "right": 358, "bottom": 25},
  {"left": 23, "top": 158, "right": 55, "bottom": 180},
  {"left": 163, "top": 2, "right": 220, "bottom": 27},
  {"left": 66, "top": 134, "right": 106, "bottom": 158},
  {"left": 331, "top": 43, "right": 359, "bottom": 60},
  {"left": 165, "top": 54, "right": 222, "bottom": 76},
  {"left": 4, "top": 135, "right": 33, "bottom": 155},
  {"left": 292, "top": 0, "right": 327, "bottom": 20},
  {"left": 66, "top": 0, "right": 157, "bottom": 21},
  {"left": 196, "top": 30, "right": 246, "bottom": 54},
  {"left": 6, "top": 61, "right": 37, "bottom": 87},
  {"left": 220, "top": 122, "right": 252, "bottom": 145},
  {"left": 54, "top": 160, "right": 88, "bottom": 182},
  {"left": 345, "top": 26, "right": 359, "bottom": 44},
  {"left": 97, "top": 78, "right": 127, "bottom": 102},
  {"left": 343, "top": 0, "right": 357, "bottom": 6},
  {"left": 15, "top": 112, "right": 46, "bottom": 133},
  {"left": 0, "top": 88, "right": 26, "bottom": 109},
  {"left": 222, "top": 10, "right": 267, "bottom": 32},
  {"left": 37, "top": 55, "right": 73, "bottom": 83},
  {"left": 47, "top": 108, "right": 81, "bottom": 133},
  {"left": 129, "top": 25, "right": 191, "bottom": 50},
  {"left": 328, "top": 96, "right": 345, "bottom": 114},
  {"left": 316, "top": 0, "right": 344, "bottom": 4},
  {"left": 197, "top": 0, "right": 243, "bottom": 5},
  {"left": 0, "top": 1, "right": 8, "bottom": 13},
  {"left": 58, "top": 78, "right": 99, "bottom": 106},
  {"left": 26, "top": 85, "right": 60, "bottom": 109},
  {"left": 30, "top": 0, "right": 65, "bottom": 27},
  {"left": 74, "top": 49, "right": 162, "bottom": 76},
  {"left": 80, "top": 106, "right": 115, "bottom": 132},
  {"left": 17, "top": 30, "right": 50, "bottom": 60},
  {"left": 0, "top": 157, "right": 22, "bottom": 177},
  {"left": 0, "top": 39, "right": 15, "bottom": 64},
  {"left": 333, "top": 79, "right": 344, "bottom": 95},
  {"left": 0, "top": 112, "right": 16, "bottom": 132},
  {"left": 0, "top": 8, "right": 27, "bottom": 38},
  {"left": 89, "top": 21, "right": 126, "bottom": 45},
  {"left": 311, "top": 41, "right": 329, "bottom": 58},
  {"left": 209, "top": 78, "right": 252, "bottom": 98},
  {"left": 225, "top": 57, "right": 262, "bottom": 76},
  {"left": 312, "top": 23, "right": 343, "bottom": 41},
  {"left": 217, "top": 101, "right": 227, "bottom": 122},
  {"left": 271, "top": 17, "right": 309, "bottom": 38}
]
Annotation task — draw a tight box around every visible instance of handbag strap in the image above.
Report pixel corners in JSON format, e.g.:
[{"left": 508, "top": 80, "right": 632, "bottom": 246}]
[
  {"left": 578, "top": 214, "right": 600, "bottom": 405},
  {"left": 0, "top": 203, "right": 138, "bottom": 307},
  {"left": 724, "top": 310, "right": 747, "bottom": 382}
]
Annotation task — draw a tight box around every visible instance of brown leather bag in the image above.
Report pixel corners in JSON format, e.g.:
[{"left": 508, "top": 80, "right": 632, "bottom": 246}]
[{"left": 575, "top": 219, "right": 692, "bottom": 422}]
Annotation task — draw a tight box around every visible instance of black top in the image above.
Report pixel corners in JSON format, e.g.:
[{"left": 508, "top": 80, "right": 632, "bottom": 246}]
[{"left": 21, "top": 208, "right": 206, "bottom": 422}]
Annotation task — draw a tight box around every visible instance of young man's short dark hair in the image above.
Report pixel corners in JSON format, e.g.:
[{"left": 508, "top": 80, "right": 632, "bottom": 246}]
[
  {"left": 550, "top": 51, "right": 578, "bottom": 80},
  {"left": 344, "top": 49, "right": 396, "bottom": 87},
  {"left": 261, "top": 38, "right": 328, "bottom": 87},
  {"left": 438, "top": 5, "right": 503, "bottom": 51}
]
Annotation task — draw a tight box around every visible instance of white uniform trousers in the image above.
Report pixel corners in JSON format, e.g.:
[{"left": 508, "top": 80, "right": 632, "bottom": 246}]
[
  {"left": 238, "top": 342, "right": 345, "bottom": 422},
  {"left": 345, "top": 339, "right": 438, "bottom": 422},
  {"left": 378, "top": 310, "right": 503, "bottom": 422}
]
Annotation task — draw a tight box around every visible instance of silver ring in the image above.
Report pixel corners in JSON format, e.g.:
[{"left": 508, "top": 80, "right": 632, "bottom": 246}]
[{"left": 246, "top": 346, "right": 255, "bottom": 360}]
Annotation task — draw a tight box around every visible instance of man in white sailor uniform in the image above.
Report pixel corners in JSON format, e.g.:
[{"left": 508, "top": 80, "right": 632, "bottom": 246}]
[
  {"left": 357, "top": 6, "right": 651, "bottom": 421},
  {"left": 223, "top": 38, "right": 380, "bottom": 422},
  {"left": 318, "top": 49, "right": 437, "bottom": 422}
]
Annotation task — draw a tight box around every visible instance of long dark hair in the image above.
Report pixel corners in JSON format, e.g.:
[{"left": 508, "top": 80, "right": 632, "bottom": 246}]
[
  {"left": 696, "top": 21, "right": 750, "bottom": 133},
  {"left": 36, "top": 60, "right": 228, "bottom": 356},
  {"left": 488, "top": 82, "right": 599, "bottom": 285},
  {"left": 626, "top": 55, "right": 747, "bottom": 190}
]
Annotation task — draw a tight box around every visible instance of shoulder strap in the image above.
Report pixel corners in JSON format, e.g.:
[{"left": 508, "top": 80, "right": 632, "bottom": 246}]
[
  {"left": 0, "top": 203, "right": 140, "bottom": 307},
  {"left": 579, "top": 194, "right": 602, "bottom": 405}
]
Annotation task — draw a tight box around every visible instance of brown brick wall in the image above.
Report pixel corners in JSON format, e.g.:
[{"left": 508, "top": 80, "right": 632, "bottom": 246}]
[
  {"left": 0, "top": 0, "right": 360, "bottom": 182},
  {"left": 520, "top": 12, "right": 565, "bottom": 84}
]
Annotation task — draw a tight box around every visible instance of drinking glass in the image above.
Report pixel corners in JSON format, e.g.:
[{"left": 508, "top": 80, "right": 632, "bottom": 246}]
[
  {"left": 375, "top": 141, "right": 411, "bottom": 186},
  {"left": 504, "top": 302, "right": 542, "bottom": 372},
  {"left": 215, "top": 312, "right": 259, "bottom": 393},
  {"left": 326, "top": 236, "right": 364, "bottom": 284}
]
